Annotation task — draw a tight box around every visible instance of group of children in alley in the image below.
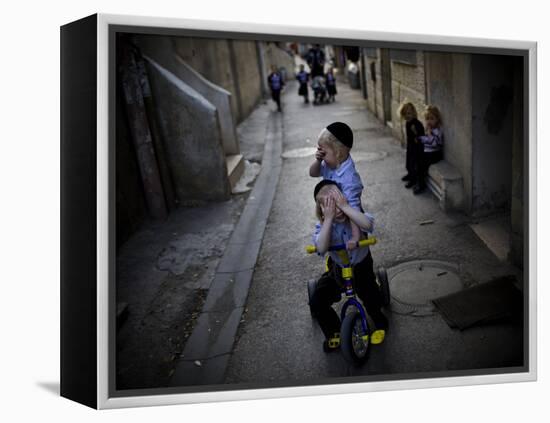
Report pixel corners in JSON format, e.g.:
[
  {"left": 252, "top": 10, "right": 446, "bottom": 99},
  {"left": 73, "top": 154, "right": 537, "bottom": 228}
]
[
  {"left": 266, "top": 64, "right": 337, "bottom": 112},
  {"left": 296, "top": 64, "right": 337, "bottom": 105},
  {"left": 308, "top": 102, "right": 443, "bottom": 352}
]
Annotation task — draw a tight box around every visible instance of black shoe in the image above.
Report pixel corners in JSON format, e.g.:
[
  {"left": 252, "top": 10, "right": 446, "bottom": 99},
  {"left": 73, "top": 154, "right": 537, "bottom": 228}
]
[
  {"left": 413, "top": 184, "right": 426, "bottom": 195},
  {"left": 372, "top": 312, "right": 388, "bottom": 332},
  {"left": 405, "top": 180, "right": 416, "bottom": 189},
  {"left": 401, "top": 174, "right": 411, "bottom": 181}
]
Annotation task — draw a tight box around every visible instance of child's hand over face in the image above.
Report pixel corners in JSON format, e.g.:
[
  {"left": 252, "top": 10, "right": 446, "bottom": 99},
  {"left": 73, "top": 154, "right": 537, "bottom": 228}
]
[
  {"left": 321, "top": 196, "right": 336, "bottom": 221},
  {"left": 315, "top": 147, "right": 326, "bottom": 161},
  {"left": 332, "top": 189, "right": 349, "bottom": 210}
]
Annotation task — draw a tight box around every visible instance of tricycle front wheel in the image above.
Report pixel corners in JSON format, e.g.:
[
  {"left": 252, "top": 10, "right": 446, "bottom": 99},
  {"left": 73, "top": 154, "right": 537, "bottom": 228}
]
[{"left": 341, "top": 310, "right": 370, "bottom": 366}]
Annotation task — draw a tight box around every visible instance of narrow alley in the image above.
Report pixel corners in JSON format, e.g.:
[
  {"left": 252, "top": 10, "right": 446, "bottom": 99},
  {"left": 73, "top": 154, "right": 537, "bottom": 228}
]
[
  {"left": 114, "top": 36, "right": 526, "bottom": 391},
  {"left": 224, "top": 79, "right": 523, "bottom": 384}
]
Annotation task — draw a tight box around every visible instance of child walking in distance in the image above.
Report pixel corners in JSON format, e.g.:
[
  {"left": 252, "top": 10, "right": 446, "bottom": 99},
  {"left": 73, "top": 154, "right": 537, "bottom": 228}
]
[
  {"left": 397, "top": 101, "right": 425, "bottom": 189},
  {"left": 325, "top": 68, "right": 337, "bottom": 102},
  {"left": 310, "top": 180, "right": 387, "bottom": 351},
  {"left": 309, "top": 122, "right": 363, "bottom": 250},
  {"left": 414, "top": 105, "right": 444, "bottom": 194},
  {"left": 296, "top": 64, "right": 310, "bottom": 104},
  {"left": 267, "top": 65, "right": 284, "bottom": 112}
]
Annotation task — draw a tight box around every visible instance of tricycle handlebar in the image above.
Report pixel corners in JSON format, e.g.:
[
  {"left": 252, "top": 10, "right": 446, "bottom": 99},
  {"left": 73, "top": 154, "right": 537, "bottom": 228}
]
[{"left": 305, "top": 237, "right": 377, "bottom": 254}]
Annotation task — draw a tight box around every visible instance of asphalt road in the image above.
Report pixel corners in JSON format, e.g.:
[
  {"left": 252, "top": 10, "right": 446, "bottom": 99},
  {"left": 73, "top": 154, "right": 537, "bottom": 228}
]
[{"left": 224, "top": 79, "right": 523, "bottom": 387}]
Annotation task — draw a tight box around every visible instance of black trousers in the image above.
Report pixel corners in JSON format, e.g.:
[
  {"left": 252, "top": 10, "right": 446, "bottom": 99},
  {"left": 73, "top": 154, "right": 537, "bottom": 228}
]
[
  {"left": 271, "top": 89, "right": 281, "bottom": 110},
  {"left": 417, "top": 150, "right": 442, "bottom": 188},
  {"left": 309, "top": 252, "right": 387, "bottom": 340},
  {"left": 405, "top": 140, "right": 423, "bottom": 181}
]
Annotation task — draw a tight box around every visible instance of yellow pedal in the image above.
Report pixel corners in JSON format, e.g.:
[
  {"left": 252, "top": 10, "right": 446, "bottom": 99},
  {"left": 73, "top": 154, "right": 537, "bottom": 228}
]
[
  {"left": 370, "top": 329, "right": 386, "bottom": 345},
  {"left": 328, "top": 336, "right": 340, "bottom": 348},
  {"left": 342, "top": 267, "right": 353, "bottom": 279},
  {"left": 361, "top": 334, "right": 369, "bottom": 342}
]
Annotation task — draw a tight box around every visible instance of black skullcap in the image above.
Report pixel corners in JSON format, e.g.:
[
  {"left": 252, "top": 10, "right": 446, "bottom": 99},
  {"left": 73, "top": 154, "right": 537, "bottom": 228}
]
[
  {"left": 326, "top": 122, "right": 353, "bottom": 149},
  {"left": 314, "top": 179, "right": 339, "bottom": 200}
]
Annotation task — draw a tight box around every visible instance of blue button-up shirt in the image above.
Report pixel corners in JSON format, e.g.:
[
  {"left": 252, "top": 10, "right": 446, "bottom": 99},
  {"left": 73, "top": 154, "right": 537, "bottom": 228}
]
[
  {"left": 312, "top": 212, "right": 375, "bottom": 266},
  {"left": 320, "top": 155, "right": 363, "bottom": 211}
]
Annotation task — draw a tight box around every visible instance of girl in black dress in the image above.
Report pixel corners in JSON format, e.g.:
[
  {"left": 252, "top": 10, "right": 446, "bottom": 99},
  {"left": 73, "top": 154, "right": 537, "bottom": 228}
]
[
  {"left": 398, "top": 101, "right": 425, "bottom": 188},
  {"left": 326, "top": 68, "right": 337, "bottom": 102},
  {"left": 296, "top": 64, "right": 310, "bottom": 104}
]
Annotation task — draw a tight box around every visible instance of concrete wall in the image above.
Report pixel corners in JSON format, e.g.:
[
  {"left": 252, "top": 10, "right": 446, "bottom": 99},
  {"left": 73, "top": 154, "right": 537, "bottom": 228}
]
[
  {"left": 471, "top": 55, "right": 515, "bottom": 216},
  {"left": 230, "top": 40, "right": 263, "bottom": 120},
  {"left": 426, "top": 53, "right": 473, "bottom": 213},
  {"left": 262, "top": 41, "right": 295, "bottom": 92},
  {"left": 145, "top": 57, "right": 231, "bottom": 202},
  {"left": 390, "top": 51, "right": 427, "bottom": 144},
  {"left": 263, "top": 42, "right": 294, "bottom": 73},
  {"left": 173, "top": 56, "right": 239, "bottom": 155},
  {"left": 173, "top": 37, "right": 242, "bottom": 121},
  {"left": 135, "top": 35, "right": 240, "bottom": 156},
  {"left": 171, "top": 38, "right": 292, "bottom": 123},
  {"left": 364, "top": 49, "right": 387, "bottom": 121},
  {"left": 116, "top": 85, "right": 148, "bottom": 248}
]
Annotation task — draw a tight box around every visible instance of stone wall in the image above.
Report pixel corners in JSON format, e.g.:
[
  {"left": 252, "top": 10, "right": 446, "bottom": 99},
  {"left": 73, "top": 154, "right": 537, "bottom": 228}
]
[
  {"left": 230, "top": 40, "right": 263, "bottom": 121},
  {"left": 261, "top": 42, "right": 296, "bottom": 96},
  {"left": 171, "top": 37, "right": 295, "bottom": 124},
  {"left": 364, "top": 49, "right": 386, "bottom": 121},
  {"left": 425, "top": 52, "right": 473, "bottom": 213},
  {"left": 364, "top": 48, "right": 427, "bottom": 139},
  {"left": 390, "top": 51, "right": 427, "bottom": 144},
  {"left": 471, "top": 55, "right": 515, "bottom": 216}
]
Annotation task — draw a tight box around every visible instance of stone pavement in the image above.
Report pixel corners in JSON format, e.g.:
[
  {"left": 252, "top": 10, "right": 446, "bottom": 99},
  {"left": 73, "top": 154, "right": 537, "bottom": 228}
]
[
  {"left": 116, "top": 100, "right": 276, "bottom": 389},
  {"left": 169, "top": 103, "right": 283, "bottom": 386},
  {"left": 133, "top": 74, "right": 525, "bottom": 390}
]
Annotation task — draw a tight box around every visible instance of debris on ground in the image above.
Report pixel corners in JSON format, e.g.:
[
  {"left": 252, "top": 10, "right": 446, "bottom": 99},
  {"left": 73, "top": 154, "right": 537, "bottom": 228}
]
[
  {"left": 419, "top": 219, "right": 435, "bottom": 226},
  {"left": 232, "top": 160, "right": 262, "bottom": 194}
]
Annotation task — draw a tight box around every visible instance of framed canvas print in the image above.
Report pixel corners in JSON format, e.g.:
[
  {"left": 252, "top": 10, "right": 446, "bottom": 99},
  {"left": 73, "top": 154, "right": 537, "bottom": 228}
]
[{"left": 60, "top": 13, "right": 537, "bottom": 409}]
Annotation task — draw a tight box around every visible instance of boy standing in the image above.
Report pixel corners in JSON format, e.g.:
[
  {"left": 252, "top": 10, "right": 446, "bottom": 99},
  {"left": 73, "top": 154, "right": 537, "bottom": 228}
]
[{"left": 267, "top": 65, "right": 284, "bottom": 112}]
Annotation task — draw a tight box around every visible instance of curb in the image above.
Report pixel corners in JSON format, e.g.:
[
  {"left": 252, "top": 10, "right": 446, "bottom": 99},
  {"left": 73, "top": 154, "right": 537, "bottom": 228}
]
[{"left": 170, "top": 112, "right": 283, "bottom": 386}]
